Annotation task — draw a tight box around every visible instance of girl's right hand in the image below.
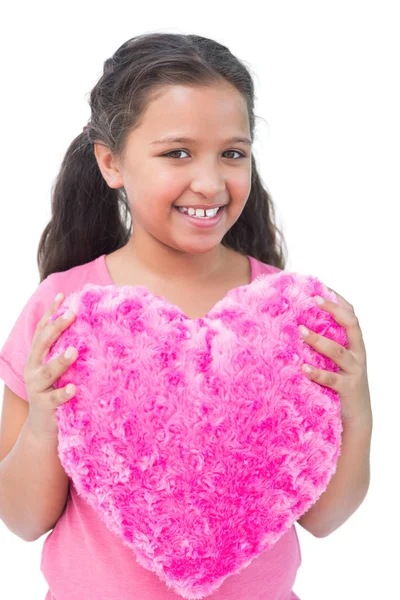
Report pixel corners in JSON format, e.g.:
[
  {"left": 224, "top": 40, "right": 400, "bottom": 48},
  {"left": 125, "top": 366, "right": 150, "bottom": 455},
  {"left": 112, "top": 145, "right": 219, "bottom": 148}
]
[{"left": 24, "top": 293, "right": 78, "bottom": 442}]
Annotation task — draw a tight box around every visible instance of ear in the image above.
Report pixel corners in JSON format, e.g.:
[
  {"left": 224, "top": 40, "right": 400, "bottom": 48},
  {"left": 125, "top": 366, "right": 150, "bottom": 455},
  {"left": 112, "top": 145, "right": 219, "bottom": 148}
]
[{"left": 93, "top": 143, "right": 124, "bottom": 189}]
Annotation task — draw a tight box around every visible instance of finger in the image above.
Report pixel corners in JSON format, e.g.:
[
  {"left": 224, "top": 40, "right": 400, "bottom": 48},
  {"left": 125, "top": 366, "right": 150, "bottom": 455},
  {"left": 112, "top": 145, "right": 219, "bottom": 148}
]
[
  {"left": 25, "top": 295, "right": 66, "bottom": 380},
  {"left": 49, "top": 382, "right": 76, "bottom": 406},
  {"left": 35, "top": 293, "right": 65, "bottom": 340},
  {"left": 40, "top": 308, "right": 76, "bottom": 365},
  {"left": 40, "top": 344, "right": 78, "bottom": 396},
  {"left": 299, "top": 324, "right": 354, "bottom": 372},
  {"left": 28, "top": 304, "right": 76, "bottom": 376},
  {"left": 325, "top": 287, "right": 354, "bottom": 312},
  {"left": 301, "top": 363, "right": 342, "bottom": 392},
  {"left": 313, "top": 296, "right": 366, "bottom": 358}
]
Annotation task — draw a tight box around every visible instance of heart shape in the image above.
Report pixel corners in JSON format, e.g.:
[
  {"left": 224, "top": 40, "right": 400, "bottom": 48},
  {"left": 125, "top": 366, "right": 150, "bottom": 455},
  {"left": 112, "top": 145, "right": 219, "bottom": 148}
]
[{"left": 47, "top": 271, "right": 345, "bottom": 599}]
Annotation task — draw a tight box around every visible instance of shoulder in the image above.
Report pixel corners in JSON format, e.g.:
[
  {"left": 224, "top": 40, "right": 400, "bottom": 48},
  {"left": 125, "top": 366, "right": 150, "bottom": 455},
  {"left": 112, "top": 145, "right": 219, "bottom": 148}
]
[
  {"left": 48, "top": 255, "right": 105, "bottom": 299},
  {"left": 249, "top": 255, "right": 283, "bottom": 278}
]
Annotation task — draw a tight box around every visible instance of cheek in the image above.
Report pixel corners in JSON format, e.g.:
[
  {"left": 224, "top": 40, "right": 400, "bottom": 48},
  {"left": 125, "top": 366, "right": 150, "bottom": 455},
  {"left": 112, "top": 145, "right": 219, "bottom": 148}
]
[
  {"left": 221, "top": 168, "right": 251, "bottom": 200},
  {"left": 155, "top": 168, "right": 184, "bottom": 191},
  {"left": 132, "top": 180, "right": 181, "bottom": 218},
  {"left": 229, "top": 174, "right": 252, "bottom": 206},
  {"left": 236, "top": 170, "right": 252, "bottom": 194}
]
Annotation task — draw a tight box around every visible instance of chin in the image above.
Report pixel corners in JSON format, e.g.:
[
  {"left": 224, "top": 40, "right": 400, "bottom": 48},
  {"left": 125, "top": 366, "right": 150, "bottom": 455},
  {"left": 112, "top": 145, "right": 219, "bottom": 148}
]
[{"left": 172, "top": 241, "right": 224, "bottom": 256}]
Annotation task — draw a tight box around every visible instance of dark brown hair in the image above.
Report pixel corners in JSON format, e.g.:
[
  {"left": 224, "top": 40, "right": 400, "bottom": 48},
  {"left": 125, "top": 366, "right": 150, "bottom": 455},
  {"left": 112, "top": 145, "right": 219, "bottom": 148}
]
[{"left": 37, "top": 32, "right": 288, "bottom": 282}]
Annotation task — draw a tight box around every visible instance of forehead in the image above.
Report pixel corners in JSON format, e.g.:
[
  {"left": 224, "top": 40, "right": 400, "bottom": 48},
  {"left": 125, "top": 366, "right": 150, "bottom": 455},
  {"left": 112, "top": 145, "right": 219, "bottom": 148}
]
[{"left": 134, "top": 84, "right": 250, "bottom": 142}]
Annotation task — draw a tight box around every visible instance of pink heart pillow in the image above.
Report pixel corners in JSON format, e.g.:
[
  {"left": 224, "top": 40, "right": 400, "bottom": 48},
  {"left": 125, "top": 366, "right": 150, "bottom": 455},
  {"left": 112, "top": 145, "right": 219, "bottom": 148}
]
[{"left": 47, "top": 270, "right": 346, "bottom": 599}]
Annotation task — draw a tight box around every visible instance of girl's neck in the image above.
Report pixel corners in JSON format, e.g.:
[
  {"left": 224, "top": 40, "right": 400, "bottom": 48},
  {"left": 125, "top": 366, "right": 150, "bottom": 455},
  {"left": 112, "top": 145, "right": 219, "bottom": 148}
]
[{"left": 119, "top": 236, "right": 232, "bottom": 283}]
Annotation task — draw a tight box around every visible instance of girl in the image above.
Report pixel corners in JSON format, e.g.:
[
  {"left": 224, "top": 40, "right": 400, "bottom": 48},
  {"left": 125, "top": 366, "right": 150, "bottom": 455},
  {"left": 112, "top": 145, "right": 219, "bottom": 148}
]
[{"left": 0, "top": 32, "right": 372, "bottom": 600}]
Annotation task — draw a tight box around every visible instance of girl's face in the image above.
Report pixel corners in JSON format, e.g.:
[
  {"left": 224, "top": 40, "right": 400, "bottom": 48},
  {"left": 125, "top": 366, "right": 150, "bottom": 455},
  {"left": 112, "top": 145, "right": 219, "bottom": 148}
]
[{"left": 96, "top": 82, "right": 252, "bottom": 259}]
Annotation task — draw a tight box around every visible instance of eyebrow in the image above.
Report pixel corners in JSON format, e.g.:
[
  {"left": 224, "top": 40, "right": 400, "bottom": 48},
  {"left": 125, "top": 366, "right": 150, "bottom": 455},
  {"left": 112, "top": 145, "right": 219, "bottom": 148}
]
[{"left": 151, "top": 136, "right": 252, "bottom": 146}]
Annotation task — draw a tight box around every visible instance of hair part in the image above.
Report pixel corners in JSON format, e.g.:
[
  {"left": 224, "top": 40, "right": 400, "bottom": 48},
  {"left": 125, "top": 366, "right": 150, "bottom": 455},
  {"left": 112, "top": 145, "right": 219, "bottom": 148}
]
[{"left": 37, "top": 32, "right": 288, "bottom": 282}]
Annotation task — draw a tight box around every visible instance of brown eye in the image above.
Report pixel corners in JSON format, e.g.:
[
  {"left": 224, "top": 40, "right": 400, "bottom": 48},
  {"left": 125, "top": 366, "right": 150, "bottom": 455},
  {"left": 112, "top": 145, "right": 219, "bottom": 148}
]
[
  {"left": 224, "top": 150, "right": 245, "bottom": 159},
  {"left": 164, "top": 150, "right": 189, "bottom": 159},
  {"left": 162, "top": 150, "right": 246, "bottom": 160}
]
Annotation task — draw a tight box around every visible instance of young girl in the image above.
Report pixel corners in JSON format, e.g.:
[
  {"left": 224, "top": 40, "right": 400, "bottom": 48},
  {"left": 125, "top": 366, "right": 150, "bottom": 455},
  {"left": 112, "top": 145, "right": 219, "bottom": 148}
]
[{"left": 0, "top": 32, "right": 372, "bottom": 600}]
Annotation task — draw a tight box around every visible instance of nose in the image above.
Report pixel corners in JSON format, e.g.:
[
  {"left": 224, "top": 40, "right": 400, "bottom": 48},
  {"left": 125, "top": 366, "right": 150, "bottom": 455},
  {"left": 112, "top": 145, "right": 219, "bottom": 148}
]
[{"left": 190, "top": 162, "right": 226, "bottom": 199}]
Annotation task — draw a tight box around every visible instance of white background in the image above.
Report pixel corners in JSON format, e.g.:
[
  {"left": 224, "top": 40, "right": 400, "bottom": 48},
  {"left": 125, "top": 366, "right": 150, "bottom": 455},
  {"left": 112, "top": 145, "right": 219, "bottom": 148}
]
[{"left": 0, "top": 1, "right": 398, "bottom": 598}]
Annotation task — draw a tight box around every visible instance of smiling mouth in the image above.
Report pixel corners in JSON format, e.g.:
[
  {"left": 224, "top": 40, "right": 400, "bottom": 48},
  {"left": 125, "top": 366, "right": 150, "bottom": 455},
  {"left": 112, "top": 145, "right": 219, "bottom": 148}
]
[
  {"left": 174, "top": 205, "right": 226, "bottom": 227},
  {"left": 174, "top": 206, "right": 224, "bottom": 218}
]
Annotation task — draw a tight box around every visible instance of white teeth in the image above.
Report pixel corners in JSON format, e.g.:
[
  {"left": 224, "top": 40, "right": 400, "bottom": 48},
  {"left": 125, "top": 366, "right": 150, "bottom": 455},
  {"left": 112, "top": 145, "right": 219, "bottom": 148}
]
[{"left": 178, "top": 207, "right": 220, "bottom": 218}]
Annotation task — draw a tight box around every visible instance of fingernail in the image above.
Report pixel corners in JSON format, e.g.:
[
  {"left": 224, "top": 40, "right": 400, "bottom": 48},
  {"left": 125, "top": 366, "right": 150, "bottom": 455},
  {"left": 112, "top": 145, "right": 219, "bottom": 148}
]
[
  {"left": 298, "top": 325, "right": 309, "bottom": 336},
  {"left": 62, "top": 309, "right": 74, "bottom": 320},
  {"left": 314, "top": 296, "right": 325, "bottom": 305},
  {"left": 55, "top": 292, "right": 64, "bottom": 303},
  {"left": 64, "top": 347, "right": 76, "bottom": 360}
]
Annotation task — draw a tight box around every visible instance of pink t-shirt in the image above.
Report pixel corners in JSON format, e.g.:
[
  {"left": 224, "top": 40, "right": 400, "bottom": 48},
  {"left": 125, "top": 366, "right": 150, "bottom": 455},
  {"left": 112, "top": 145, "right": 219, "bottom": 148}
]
[{"left": 0, "top": 253, "right": 302, "bottom": 600}]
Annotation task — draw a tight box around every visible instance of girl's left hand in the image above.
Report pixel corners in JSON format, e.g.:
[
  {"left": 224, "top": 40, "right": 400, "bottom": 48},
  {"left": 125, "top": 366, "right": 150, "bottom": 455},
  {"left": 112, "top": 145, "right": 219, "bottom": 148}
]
[{"left": 298, "top": 289, "right": 372, "bottom": 428}]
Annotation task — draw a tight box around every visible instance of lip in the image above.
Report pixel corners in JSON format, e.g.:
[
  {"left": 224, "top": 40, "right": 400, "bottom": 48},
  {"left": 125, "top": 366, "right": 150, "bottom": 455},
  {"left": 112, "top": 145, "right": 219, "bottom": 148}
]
[
  {"left": 175, "top": 204, "right": 225, "bottom": 209},
  {"left": 174, "top": 205, "right": 226, "bottom": 229}
]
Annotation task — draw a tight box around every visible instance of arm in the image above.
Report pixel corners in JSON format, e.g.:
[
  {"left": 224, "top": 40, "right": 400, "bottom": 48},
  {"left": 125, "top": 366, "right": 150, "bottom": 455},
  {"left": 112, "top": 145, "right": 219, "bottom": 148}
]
[
  {"left": 297, "top": 414, "right": 372, "bottom": 538},
  {"left": 0, "top": 418, "right": 69, "bottom": 542}
]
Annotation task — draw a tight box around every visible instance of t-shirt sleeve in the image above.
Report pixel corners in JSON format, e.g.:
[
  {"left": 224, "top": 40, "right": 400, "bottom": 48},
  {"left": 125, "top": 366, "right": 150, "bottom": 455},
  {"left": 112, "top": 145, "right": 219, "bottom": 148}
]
[{"left": 0, "top": 274, "right": 57, "bottom": 402}]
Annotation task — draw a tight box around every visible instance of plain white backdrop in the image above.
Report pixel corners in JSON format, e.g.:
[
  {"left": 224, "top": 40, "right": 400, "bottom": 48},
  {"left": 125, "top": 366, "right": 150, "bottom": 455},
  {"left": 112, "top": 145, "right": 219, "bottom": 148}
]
[{"left": 0, "top": 1, "right": 398, "bottom": 598}]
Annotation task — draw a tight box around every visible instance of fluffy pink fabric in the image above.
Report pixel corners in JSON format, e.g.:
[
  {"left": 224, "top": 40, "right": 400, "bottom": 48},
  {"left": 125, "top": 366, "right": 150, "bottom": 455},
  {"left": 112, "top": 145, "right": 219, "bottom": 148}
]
[{"left": 46, "top": 271, "right": 345, "bottom": 599}]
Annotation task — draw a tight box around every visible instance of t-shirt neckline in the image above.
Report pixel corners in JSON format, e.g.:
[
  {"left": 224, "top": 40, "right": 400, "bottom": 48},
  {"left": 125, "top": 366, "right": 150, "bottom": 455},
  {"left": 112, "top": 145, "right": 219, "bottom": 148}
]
[{"left": 97, "top": 253, "right": 255, "bottom": 285}]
